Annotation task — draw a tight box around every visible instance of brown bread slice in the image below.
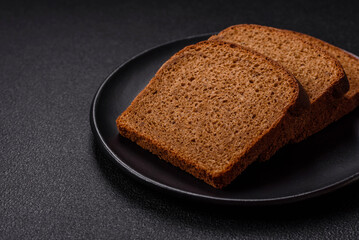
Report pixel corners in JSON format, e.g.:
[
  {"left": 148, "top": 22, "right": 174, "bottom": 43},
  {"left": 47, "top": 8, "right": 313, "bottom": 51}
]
[
  {"left": 209, "top": 24, "right": 349, "bottom": 161},
  {"left": 116, "top": 40, "right": 309, "bottom": 189},
  {"left": 285, "top": 30, "right": 359, "bottom": 142}
]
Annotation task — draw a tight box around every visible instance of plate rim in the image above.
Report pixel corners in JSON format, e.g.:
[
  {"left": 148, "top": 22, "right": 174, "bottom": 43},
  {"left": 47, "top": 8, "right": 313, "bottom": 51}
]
[{"left": 90, "top": 33, "right": 359, "bottom": 206}]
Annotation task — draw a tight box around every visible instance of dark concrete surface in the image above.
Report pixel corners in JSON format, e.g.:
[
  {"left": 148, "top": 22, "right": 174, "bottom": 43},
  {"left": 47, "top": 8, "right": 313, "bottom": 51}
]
[{"left": 1, "top": 1, "right": 359, "bottom": 239}]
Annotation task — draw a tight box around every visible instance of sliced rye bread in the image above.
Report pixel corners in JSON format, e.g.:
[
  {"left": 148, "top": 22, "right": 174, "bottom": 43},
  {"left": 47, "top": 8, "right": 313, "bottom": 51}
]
[
  {"left": 116, "top": 40, "right": 309, "bottom": 188},
  {"left": 209, "top": 24, "right": 349, "bottom": 161},
  {"left": 285, "top": 30, "right": 359, "bottom": 142}
]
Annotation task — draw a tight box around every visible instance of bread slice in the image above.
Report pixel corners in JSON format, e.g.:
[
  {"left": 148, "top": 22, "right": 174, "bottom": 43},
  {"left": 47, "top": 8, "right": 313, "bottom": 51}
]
[
  {"left": 209, "top": 24, "right": 349, "bottom": 161},
  {"left": 116, "top": 40, "right": 309, "bottom": 188},
  {"left": 285, "top": 30, "right": 359, "bottom": 142}
]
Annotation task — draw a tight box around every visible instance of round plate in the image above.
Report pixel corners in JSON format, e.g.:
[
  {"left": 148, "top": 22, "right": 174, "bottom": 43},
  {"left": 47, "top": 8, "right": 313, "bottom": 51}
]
[{"left": 90, "top": 34, "right": 359, "bottom": 206}]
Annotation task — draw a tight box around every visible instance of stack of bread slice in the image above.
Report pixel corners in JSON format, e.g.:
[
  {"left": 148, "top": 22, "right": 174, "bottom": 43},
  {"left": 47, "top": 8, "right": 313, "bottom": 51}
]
[{"left": 116, "top": 24, "right": 359, "bottom": 189}]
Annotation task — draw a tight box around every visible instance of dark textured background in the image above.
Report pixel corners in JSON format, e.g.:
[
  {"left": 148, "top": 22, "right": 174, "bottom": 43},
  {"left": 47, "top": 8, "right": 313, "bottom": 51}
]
[{"left": 1, "top": 0, "right": 359, "bottom": 239}]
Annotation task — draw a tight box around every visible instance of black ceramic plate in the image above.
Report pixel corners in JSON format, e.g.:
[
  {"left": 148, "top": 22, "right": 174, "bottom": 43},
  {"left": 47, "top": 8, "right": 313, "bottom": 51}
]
[{"left": 90, "top": 34, "right": 359, "bottom": 205}]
